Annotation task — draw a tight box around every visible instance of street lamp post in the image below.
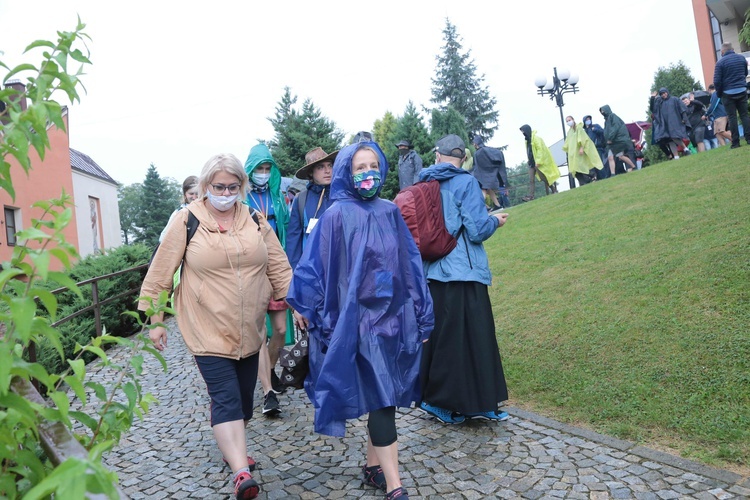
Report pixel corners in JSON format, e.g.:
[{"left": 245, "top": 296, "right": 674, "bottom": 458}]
[{"left": 534, "top": 67, "right": 580, "bottom": 189}]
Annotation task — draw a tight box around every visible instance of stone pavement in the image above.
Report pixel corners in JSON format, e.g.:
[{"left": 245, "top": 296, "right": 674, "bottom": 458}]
[{"left": 99, "top": 318, "right": 749, "bottom": 499}]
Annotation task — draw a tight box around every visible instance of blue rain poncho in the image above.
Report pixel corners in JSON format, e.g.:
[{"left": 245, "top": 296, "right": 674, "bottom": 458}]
[{"left": 286, "top": 141, "right": 434, "bottom": 437}]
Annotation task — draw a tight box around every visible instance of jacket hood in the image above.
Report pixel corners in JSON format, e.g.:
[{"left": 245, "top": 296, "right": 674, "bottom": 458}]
[
  {"left": 419, "top": 162, "right": 472, "bottom": 182},
  {"left": 330, "top": 141, "right": 389, "bottom": 201},
  {"left": 600, "top": 105, "right": 612, "bottom": 117},
  {"left": 520, "top": 124, "right": 532, "bottom": 140},
  {"left": 658, "top": 87, "right": 669, "bottom": 96},
  {"left": 243, "top": 143, "right": 289, "bottom": 246}
]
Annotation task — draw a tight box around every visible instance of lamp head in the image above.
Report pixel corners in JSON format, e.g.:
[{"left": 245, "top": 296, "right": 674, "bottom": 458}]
[
  {"left": 534, "top": 76, "right": 547, "bottom": 89},
  {"left": 557, "top": 68, "right": 570, "bottom": 81},
  {"left": 543, "top": 80, "right": 555, "bottom": 91}
]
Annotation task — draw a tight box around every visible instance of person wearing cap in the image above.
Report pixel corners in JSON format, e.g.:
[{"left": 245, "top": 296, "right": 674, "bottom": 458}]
[
  {"left": 285, "top": 147, "right": 338, "bottom": 272},
  {"left": 395, "top": 139, "right": 423, "bottom": 190},
  {"left": 520, "top": 125, "right": 559, "bottom": 201},
  {"left": 649, "top": 88, "right": 689, "bottom": 160},
  {"left": 471, "top": 135, "right": 507, "bottom": 210},
  {"left": 285, "top": 177, "right": 307, "bottom": 209},
  {"left": 417, "top": 134, "right": 510, "bottom": 425}
]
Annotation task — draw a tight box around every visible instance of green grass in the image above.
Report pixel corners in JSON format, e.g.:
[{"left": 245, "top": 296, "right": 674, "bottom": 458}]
[{"left": 486, "top": 146, "right": 750, "bottom": 471}]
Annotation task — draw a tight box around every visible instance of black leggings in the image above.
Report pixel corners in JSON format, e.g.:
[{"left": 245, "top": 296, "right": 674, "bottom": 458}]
[{"left": 367, "top": 406, "right": 397, "bottom": 447}]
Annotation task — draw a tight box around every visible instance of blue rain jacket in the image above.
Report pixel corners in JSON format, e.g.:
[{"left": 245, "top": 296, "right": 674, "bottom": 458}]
[
  {"left": 419, "top": 164, "right": 500, "bottom": 285},
  {"left": 286, "top": 141, "right": 434, "bottom": 437}
]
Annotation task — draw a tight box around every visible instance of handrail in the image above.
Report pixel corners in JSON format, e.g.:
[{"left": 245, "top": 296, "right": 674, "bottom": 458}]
[{"left": 29, "top": 262, "right": 147, "bottom": 367}]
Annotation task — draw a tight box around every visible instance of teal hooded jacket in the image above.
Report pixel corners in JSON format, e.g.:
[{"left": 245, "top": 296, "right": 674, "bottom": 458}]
[{"left": 244, "top": 143, "right": 290, "bottom": 248}]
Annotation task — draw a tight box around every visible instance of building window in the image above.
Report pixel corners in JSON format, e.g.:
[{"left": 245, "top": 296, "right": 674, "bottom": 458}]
[
  {"left": 4, "top": 207, "right": 18, "bottom": 246},
  {"left": 710, "top": 10, "right": 723, "bottom": 62}
]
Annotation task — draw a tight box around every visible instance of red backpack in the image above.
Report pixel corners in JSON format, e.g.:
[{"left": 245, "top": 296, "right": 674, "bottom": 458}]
[{"left": 394, "top": 180, "right": 458, "bottom": 261}]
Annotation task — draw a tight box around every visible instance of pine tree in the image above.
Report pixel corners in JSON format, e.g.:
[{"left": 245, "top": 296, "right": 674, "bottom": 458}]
[
  {"left": 373, "top": 111, "right": 400, "bottom": 200},
  {"left": 268, "top": 87, "right": 344, "bottom": 177},
  {"left": 431, "top": 19, "right": 499, "bottom": 140},
  {"left": 430, "top": 105, "right": 470, "bottom": 146},
  {"left": 134, "top": 164, "right": 180, "bottom": 248},
  {"left": 117, "top": 183, "right": 142, "bottom": 245},
  {"left": 650, "top": 61, "right": 703, "bottom": 97}
]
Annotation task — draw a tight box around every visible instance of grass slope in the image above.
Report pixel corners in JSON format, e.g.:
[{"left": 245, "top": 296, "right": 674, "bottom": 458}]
[{"left": 487, "top": 145, "right": 750, "bottom": 471}]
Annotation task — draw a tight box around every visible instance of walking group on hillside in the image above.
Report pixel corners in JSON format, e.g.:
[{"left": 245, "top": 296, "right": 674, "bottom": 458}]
[{"left": 140, "top": 133, "right": 511, "bottom": 500}]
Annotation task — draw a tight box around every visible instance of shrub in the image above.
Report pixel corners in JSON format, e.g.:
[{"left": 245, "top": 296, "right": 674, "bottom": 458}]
[{"left": 34, "top": 244, "right": 151, "bottom": 374}]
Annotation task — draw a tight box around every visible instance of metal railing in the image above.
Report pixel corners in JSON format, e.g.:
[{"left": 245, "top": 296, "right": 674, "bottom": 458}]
[{"left": 28, "top": 263, "right": 148, "bottom": 363}]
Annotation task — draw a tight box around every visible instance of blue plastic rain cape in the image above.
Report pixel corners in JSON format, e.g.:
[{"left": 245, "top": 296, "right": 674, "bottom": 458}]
[{"left": 286, "top": 141, "right": 434, "bottom": 437}]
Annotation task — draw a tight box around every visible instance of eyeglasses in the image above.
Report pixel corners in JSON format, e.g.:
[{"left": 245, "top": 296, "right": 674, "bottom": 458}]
[{"left": 210, "top": 183, "right": 241, "bottom": 195}]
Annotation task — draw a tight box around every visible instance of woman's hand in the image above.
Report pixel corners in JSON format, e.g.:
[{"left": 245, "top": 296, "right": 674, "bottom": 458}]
[
  {"left": 293, "top": 310, "right": 309, "bottom": 331},
  {"left": 150, "top": 325, "right": 168, "bottom": 351}
]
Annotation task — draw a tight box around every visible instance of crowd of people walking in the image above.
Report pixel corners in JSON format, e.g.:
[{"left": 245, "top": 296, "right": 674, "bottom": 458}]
[
  {"left": 140, "top": 132, "right": 511, "bottom": 500},
  {"left": 138, "top": 41, "right": 748, "bottom": 499}
]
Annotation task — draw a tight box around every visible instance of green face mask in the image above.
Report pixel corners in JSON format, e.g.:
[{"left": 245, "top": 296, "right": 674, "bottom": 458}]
[{"left": 352, "top": 170, "right": 381, "bottom": 199}]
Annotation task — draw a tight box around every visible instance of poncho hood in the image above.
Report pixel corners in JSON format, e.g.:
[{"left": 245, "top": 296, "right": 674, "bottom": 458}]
[
  {"left": 600, "top": 105, "right": 612, "bottom": 118},
  {"left": 244, "top": 143, "right": 290, "bottom": 247},
  {"left": 520, "top": 124, "right": 532, "bottom": 140},
  {"left": 330, "top": 141, "right": 389, "bottom": 201}
]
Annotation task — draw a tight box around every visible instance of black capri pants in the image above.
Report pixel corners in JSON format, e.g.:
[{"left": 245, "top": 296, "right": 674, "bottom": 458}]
[{"left": 368, "top": 406, "right": 397, "bottom": 447}]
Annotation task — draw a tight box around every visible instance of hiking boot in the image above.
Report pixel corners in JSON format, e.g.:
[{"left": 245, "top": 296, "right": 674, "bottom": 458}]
[
  {"left": 233, "top": 470, "right": 260, "bottom": 499},
  {"left": 386, "top": 486, "right": 409, "bottom": 499},
  {"left": 262, "top": 392, "right": 281, "bottom": 416},
  {"left": 270, "top": 370, "right": 286, "bottom": 394},
  {"left": 464, "top": 410, "right": 509, "bottom": 421},
  {"left": 361, "top": 464, "right": 387, "bottom": 491},
  {"left": 419, "top": 401, "right": 465, "bottom": 424}
]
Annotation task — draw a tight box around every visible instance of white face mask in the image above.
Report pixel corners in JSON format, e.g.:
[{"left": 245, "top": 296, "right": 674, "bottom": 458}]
[
  {"left": 252, "top": 172, "right": 271, "bottom": 186},
  {"left": 566, "top": 120, "right": 575, "bottom": 127},
  {"left": 206, "top": 192, "right": 238, "bottom": 212}
]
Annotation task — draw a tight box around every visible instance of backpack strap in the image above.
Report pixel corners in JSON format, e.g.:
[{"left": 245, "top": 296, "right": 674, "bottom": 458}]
[{"left": 296, "top": 189, "right": 308, "bottom": 223}]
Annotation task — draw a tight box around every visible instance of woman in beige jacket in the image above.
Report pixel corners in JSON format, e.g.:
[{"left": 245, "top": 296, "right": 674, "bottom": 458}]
[{"left": 139, "top": 153, "right": 292, "bottom": 500}]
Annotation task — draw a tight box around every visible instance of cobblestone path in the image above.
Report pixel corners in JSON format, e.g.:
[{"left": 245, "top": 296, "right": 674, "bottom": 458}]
[{"left": 100, "top": 318, "right": 749, "bottom": 499}]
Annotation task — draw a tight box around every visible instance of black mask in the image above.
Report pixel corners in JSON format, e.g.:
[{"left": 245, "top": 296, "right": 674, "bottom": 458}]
[{"left": 398, "top": 149, "right": 409, "bottom": 157}]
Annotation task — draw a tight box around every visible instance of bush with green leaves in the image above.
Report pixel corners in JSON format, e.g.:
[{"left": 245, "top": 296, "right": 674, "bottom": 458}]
[
  {"left": 1, "top": 20, "right": 166, "bottom": 498},
  {"left": 34, "top": 243, "right": 151, "bottom": 375}
]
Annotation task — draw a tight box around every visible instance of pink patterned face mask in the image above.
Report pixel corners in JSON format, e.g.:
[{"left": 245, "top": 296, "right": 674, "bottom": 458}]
[{"left": 353, "top": 170, "right": 381, "bottom": 199}]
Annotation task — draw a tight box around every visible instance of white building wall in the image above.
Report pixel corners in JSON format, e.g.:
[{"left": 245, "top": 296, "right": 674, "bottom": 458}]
[{"left": 71, "top": 172, "right": 122, "bottom": 258}]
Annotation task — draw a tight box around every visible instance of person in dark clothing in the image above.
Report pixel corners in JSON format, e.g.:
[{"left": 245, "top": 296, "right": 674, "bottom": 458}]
[
  {"left": 471, "top": 135, "right": 507, "bottom": 210},
  {"left": 583, "top": 115, "right": 609, "bottom": 179},
  {"left": 682, "top": 93, "right": 708, "bottom": 153},
  {"left": 286, "top": 147, "right": 338, "bottom": 272},
  {"left": 600, "top": 105, "right": 638, "bottom": 174},
  {"left": 395, "top": 139, "right": 423, "bottom": 190},
  {"left": 650, "top": 87, "right": 689, "bottom": 159},
  {"left": 707, "top": 84, "right": 731, "bottom": 146},
  {"left": 713, "top": 42, "right": 750, "bottom": 149}
]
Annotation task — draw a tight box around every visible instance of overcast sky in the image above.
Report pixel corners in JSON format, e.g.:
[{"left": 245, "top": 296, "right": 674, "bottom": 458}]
[{"left": 2, "top": 0, "right": 703, "bottom": 187}]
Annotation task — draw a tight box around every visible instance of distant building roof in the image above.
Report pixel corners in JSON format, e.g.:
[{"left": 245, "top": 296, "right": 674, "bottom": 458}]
[{"left": 69, "top": 148, "right": 118, "bottom": 186}]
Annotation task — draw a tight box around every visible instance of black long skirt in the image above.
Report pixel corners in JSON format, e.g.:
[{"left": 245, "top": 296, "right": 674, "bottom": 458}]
[{"left": 419, "top": 280, "right": 508, "bottom": 414}]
